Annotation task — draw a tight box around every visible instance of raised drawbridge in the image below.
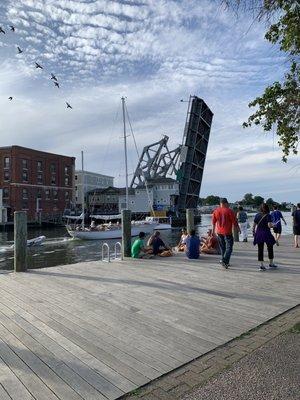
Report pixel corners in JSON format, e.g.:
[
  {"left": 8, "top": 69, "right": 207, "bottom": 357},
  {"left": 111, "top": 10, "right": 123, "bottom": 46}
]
[{"left": 130, "top": 96, "right": 213, "bottom": 212}]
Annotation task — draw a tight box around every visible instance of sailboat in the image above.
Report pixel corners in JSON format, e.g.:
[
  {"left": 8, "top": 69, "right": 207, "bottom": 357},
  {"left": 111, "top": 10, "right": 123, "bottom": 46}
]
[{"left": 66, "top": 98, "right": 156, "bottom": 240}]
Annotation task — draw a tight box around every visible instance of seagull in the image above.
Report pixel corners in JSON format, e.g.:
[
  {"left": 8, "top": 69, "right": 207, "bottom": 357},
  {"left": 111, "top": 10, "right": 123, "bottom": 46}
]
[
  {"left": 66, "top": 102, "right": 72, "bottom": 109},
  {"left": 17, "top": 46, "right": 23, "bottom": 54},
  {"left": 10, "top": 25, "right": 15, "bottom": 32},
  {"left": 0, "top": 27, "right": 5, "bottom": 34},
  {"left": 8, "top": 96, "right": 13, "bottom": 101},
  {"left": 35, "top": 62, "right": 43, "bottom": 69},
  {"left": 51, "top": 73, "right": 58, "bottom": 81},
  {"left": 54, "top": 81, "right": 59, "bottom": 88}
]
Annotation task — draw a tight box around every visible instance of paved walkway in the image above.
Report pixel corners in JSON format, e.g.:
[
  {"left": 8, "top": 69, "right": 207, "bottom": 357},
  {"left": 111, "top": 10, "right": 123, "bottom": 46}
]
[
  {"left": 184, "top": 329, "right": 300, "bottom": 400},
  {"left": 0, "top": 236, "right": 299, "bottom": 399}
]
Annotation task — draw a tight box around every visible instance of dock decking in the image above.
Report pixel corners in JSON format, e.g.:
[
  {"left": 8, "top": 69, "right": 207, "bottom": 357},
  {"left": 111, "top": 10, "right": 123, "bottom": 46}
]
[{"left": 0, "top": 236, "right": 299, "bottom": 400}]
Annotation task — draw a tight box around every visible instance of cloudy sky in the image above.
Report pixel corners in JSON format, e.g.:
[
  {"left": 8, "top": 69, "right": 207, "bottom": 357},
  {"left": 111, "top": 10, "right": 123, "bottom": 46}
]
[{"left": 0, "top": 0, "right": 298, "bottom": 203}]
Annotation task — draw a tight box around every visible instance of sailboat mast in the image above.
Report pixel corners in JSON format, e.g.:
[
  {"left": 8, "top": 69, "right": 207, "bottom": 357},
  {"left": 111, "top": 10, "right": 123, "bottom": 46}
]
[
  {"left": 121, "top": 97, "right": 129, "bottom": 209},
  {"left": 81, "top": 150, "right": 85, "bottom": 229}
]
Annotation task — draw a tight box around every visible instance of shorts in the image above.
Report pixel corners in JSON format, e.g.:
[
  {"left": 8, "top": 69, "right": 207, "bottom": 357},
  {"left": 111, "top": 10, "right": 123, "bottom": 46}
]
[
  {"left": 273, "top": 226, "right": 282, "bottom": 234},
  {"left": 293, "top": 226, "right": 300, "bottom": 235}
]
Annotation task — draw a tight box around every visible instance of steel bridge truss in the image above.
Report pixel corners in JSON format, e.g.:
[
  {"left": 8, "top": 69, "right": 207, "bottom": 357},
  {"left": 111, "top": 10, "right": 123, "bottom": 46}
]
[{"left": 130, "top": 135, "right": 181, "bottom": 188}]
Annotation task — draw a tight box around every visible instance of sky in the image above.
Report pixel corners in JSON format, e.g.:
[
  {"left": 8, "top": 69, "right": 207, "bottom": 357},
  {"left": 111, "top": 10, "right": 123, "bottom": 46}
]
[{"left": 0, "top": 0, "right": 299, "bottom": 203}]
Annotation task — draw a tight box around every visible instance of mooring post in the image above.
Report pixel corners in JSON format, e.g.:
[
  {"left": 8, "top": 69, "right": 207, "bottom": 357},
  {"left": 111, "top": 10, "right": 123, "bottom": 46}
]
[
  {"left": 122, "top": 209, "right": 131, "bottom": 258},
  {"left": 186, "top": 208, "right": 195, "bottom": 233},
  {"left": 14, "top": 211, "right": 27, "bottom": 272}
]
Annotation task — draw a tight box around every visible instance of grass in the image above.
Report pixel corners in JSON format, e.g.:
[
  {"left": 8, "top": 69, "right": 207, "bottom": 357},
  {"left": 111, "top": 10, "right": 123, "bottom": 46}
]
[{"left": 289, "top": 322, "right": 300, "bottom": 334}]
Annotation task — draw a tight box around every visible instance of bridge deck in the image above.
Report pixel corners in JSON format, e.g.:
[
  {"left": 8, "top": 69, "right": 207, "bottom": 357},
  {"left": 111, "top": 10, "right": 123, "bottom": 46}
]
[{"left": 0, "top": 236, "right": 299, "bottom": 399}]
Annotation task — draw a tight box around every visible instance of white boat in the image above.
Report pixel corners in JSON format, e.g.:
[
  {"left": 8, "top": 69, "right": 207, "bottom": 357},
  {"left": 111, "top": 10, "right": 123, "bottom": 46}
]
[
  {"left": 67, "top": 222, "right": 154, "bottom": 240},
  {"left": 145, "top": 217, "right": 172, "bottom": 230},
  {"left": 11, "top": 235, "right": 46, "bottom": 248}
]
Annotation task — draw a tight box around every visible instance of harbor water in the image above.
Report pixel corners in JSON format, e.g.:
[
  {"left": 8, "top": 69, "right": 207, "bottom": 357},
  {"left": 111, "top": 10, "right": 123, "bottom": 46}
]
[{"left": 0, "top": 213, "right": 294, "bottom": 271}]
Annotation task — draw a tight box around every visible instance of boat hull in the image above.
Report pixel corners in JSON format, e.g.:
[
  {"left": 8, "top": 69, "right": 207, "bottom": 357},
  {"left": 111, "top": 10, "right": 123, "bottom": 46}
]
[{"left": 67, "top": 223, "right": 155, "bottom": 240}]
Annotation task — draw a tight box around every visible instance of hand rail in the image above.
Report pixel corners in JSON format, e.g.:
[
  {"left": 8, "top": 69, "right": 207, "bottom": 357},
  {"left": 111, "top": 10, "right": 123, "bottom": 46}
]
[
  {"left": 101, "top": 243, "right": 110, "bottom": 262},
  {"left": 114, "top": 242, "right": 122, "bottom": 260}
]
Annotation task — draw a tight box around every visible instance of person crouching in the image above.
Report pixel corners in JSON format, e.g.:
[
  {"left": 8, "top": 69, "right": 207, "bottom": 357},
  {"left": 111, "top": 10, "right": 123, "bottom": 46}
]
[{"left": 185, "top": 229, "right": 200, "bottom": 259}]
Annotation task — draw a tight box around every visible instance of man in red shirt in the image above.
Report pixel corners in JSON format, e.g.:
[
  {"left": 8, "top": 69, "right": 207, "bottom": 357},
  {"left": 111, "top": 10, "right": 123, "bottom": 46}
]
[{"left": 212, "top": 198, "right": 239, "bottom": 268}]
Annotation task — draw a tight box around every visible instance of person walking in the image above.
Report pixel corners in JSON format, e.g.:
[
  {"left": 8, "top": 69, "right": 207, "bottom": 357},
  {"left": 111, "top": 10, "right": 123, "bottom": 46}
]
[
  {"left": 253, "top": 203, "right": 277, "bottom": 271},
  {"left": 212, "top": 198, "right": 239, "bottom": 269},
  {"left": 237, "top": 206, "right": 248, "bottom": 242},
  {"left": 292, "top": 203, "right": 300, "bottom": 248},
  {"left": 185, "top": 229, "right": 200, "bottom": 259},
  {"left": 270, "top": 205, "right": 287, "bottom": 246}
]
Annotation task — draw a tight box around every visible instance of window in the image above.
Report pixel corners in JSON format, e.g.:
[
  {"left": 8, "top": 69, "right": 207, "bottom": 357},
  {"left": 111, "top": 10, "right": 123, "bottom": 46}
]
[
  {"left": 37, "top": 173, "right": 43, "bottom": 184},
  {"left": 45, "top": 189, "right": 50, "bottom": 200},
  {"left": 4, "top": 171, "right": 10, "bottom": 181},
  {"left": 37, "top": 190, "right": 42, "bottom": 199},
  {"left": 53, "top": 190, "right": 58, "bottom": 200},
  {"left": 64, "top": 166, "right": 69, "bottom": 174},
  {"left": 22, "top": 189, "right": 28, "bottom": 199},
  {"left": 50, "top": 163, "right": 56, "bottom": 173},
  {"left": 22, "top": 159, "right": 28, "bottom": 169},
  {"left": 22, "top": 170, "right": 28, "bottom": 182},
  {"left": 65, "top": 191, "right": 69, "bottom": 200},
  {"left": 75, "top": 175, "right": 78, "bottom": 181},
  {"left": 37, "top": 161, "right": 43, "bottom": 172},
  {"left": 22, "top": 201, "right": 28, "bottom": 210},
  {"left": 51, "top": 175, "right": 56, "bottom": 185},
  {"left": 4, "top": 157, "right": 10, "bottom": 168},
  {"left": 3, "top": 188, "right": 9, "bottom": 198},
  {"left": 65, "top": 177, "right": 69, "bottom": 186}
]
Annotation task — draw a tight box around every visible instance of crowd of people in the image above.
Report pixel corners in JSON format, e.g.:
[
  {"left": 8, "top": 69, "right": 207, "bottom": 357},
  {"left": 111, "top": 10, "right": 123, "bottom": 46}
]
[{"left": 131, "top": 199, "right": 300, "bottom": 271}]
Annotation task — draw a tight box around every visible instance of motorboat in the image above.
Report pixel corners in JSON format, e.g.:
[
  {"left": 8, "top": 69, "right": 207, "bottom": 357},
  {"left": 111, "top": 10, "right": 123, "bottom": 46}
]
[
  {"left": 11, "top": 235, "right": 46, "bottom": 248},
  {"left": 145, "top": 216, "right": 172, "bottom": 230}
]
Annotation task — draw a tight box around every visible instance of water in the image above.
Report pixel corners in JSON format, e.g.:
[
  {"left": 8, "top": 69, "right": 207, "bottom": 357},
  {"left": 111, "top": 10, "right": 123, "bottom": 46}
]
[{"left": 0, "top": 212, "right": 294, "bottom": 271}]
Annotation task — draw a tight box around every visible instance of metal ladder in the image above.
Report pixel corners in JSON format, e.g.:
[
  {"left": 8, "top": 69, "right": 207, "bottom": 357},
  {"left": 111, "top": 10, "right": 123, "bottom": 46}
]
[{"left": 101, "top": 242, "right": 122, "bottom": 262}]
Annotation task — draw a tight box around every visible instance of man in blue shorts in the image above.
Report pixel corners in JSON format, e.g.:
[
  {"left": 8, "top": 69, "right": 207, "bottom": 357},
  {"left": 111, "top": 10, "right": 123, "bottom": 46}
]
[
  {"left": 185, "top": 230, "right": 200, "bottom": 259},
  {"left": 270, "top": 205, "right": 286, "bottom": 246}
]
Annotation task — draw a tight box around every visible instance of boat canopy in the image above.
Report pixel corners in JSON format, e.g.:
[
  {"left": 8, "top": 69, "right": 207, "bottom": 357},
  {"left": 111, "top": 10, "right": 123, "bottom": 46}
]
[
  {"left": 90, "top": 214, "right": 122, "bottom": 220},
  {"left": 65, "top": 213, "right": 83, "bottom": 220}
]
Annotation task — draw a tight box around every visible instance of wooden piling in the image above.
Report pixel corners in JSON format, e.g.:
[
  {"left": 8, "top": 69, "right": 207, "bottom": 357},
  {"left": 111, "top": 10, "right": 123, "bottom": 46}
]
[
  {"left": 186, "top": 209, "right": 195, "bottom": 233},
  {"left": 14, "top": 211, "right": 27, "bottom": 272},
  {"left": 122, "top": 209, "right": 131, "bottom": 258}
]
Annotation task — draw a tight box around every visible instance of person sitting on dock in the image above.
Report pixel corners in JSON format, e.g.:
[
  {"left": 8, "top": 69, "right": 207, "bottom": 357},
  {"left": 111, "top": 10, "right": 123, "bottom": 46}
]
[
  {"left": 185, "top": 229, "right": 200, "bottom": 259},
  {"left": 176, "top": 228, "right": 188, "bottom": 251},
  {"left": 131, "top": 232, "right": 150, "bottom": 259},
  {"left": 201, "top": 229, "right": 221, "bottom": 255},
  {"left": 147, "top": 231, "right": 171, "bottom": 256}
]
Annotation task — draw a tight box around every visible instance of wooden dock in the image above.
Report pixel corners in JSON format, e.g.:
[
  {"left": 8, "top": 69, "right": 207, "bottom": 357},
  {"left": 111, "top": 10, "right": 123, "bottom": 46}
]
[{"left": 0, "top": 236, "right": 299, "bottom": 400}]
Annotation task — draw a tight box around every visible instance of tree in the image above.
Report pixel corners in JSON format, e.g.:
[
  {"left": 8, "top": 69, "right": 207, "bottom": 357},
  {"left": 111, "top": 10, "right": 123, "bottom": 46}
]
[
  {"left": 266, "top": 197, "right": 275, "bottom": 205},
  {"left": 204, "top": 195, "right": 220, "bottom": 205},
  {"left": 253, "top": 195, "right": 265, "bottom": 207},
  {"left": 225, "top": 1, "right": 300, "bottom": 161},
  {"left": 243, "top": 193, "right": 254, "bottom": 205}
]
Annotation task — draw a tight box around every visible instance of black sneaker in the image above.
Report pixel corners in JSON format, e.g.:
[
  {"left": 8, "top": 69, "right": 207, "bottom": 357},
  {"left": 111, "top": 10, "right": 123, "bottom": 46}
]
[
  {"left": 269, "top": 264, "right": 278, "bottom": 269},
  {"left": 259, "top": 266, "right": 266, "bottom": 271},
  {"left": 221, "top": 261, "right": 229, "bottom": 269}
]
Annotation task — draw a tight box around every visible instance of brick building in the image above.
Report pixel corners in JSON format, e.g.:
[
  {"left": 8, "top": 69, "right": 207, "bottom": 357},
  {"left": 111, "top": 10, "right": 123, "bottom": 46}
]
[{"left": 0, "top": 146, "right": 75, "bottom": 222}]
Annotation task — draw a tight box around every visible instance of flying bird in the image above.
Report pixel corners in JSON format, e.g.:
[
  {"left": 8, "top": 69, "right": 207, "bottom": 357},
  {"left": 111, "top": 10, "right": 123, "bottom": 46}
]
[
  {"left": 51, "top": 73, "right": 58, "bottom": 81},
  {"left": 35, "top": 62, "right": 43, "bottom": 69},
  {"left": 0, "top": 27, "right": 5, "bottom": 34},
  {"left": 54, "top": 81, "right": 59, "bottom": 88},
  {"left": 10, "top": 25, "right": 15, "bottom": 32},
  {"left": 8, "top": 97, "right": 13, "bottom": 101},
  {"left": 66, "top": 102, "right": 72, "bottom": 109},
  {"left": 17, "top": 46, "right": 23, "bottom": 54}
]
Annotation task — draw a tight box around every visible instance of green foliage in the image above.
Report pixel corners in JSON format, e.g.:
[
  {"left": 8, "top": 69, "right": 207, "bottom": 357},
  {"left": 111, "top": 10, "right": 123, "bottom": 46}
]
[
  {"left": 203, "top": 195, "right": 220, "bottom": 205},
  {"left": 240, "top": 1, "right": 300, "bottom": 161}
]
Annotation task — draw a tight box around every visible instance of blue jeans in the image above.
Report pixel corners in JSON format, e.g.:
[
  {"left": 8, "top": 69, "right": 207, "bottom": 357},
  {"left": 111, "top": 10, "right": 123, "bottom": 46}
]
[{"left": 217, "top": 234, "right": 233, "bottom": 264}]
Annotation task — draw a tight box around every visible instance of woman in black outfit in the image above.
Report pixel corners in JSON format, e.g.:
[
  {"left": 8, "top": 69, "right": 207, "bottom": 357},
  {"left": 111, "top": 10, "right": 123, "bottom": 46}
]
[{"left": 253, "top": 203, "right": 277, "bottom": 271}]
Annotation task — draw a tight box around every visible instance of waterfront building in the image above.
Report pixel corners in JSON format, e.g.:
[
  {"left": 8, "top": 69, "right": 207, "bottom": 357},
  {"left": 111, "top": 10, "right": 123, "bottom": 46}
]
[
  {"left": 0, "top": 145, "right": 75, "bottom": 222},
  {"left": 87, "top": 177, "right": 178, "bottom": 216},
  {"left": 75, "top": 170, "right": 114, "bottom": 206}
]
